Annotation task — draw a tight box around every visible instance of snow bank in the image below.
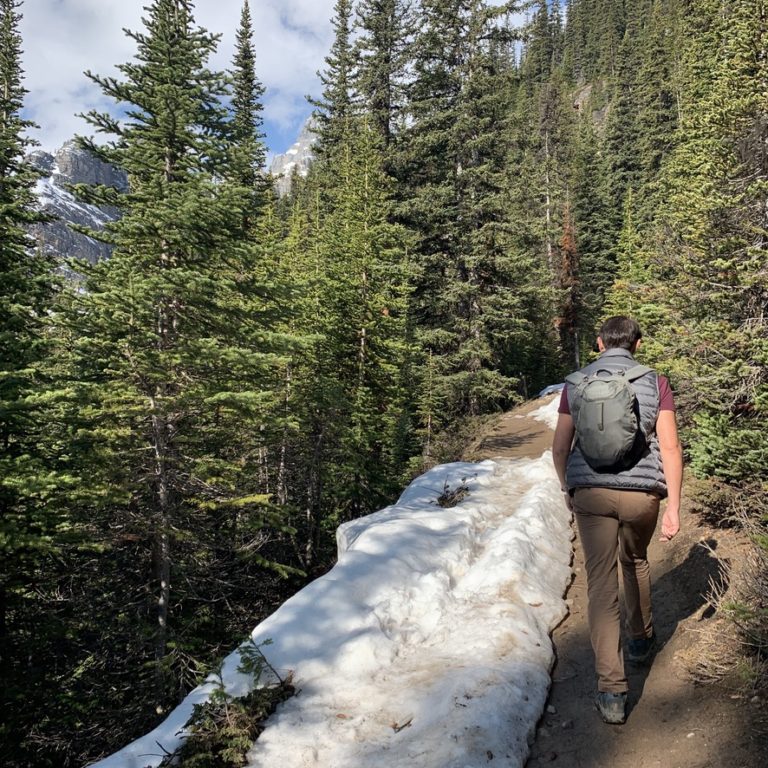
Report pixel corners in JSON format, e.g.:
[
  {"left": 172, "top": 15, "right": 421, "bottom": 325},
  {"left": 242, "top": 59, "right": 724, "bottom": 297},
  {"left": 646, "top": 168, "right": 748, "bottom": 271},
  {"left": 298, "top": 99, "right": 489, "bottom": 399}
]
[
  {"left": 529, "top": 394, "right": 562, "bottom": 431},
  {"left": 89, "top": 454, "right": 572, "bottom": 768}
]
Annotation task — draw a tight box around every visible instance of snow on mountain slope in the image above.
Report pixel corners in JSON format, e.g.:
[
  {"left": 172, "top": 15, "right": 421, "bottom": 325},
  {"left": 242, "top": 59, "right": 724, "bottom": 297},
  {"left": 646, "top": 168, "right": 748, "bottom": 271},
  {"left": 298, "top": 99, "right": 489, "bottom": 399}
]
[
  {"left": 29, "top": 141, "right": 125, "bottom": 265},
  {"left": 268, "top": 118, "right": 316, "bottom": 196},
  {"left": 34, "top": 173, "right": 115, "bottom": 230}
]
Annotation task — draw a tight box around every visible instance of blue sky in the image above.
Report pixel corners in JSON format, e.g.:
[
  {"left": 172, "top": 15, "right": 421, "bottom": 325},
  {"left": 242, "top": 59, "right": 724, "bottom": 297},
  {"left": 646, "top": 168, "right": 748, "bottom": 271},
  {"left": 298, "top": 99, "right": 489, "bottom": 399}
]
[
  {"left": 19, "top": 0, "right": 337, "bottom": 157},
  {"left": 18, "top": 0, "right": 525, "bottom": 159}
]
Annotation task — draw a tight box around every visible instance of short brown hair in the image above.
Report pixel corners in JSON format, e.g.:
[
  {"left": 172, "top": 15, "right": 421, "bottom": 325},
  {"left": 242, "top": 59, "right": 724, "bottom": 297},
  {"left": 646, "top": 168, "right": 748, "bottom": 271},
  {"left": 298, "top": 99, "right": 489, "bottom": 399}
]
[{"left": 598, "top": 316, "right": 642, "bottom": 350}]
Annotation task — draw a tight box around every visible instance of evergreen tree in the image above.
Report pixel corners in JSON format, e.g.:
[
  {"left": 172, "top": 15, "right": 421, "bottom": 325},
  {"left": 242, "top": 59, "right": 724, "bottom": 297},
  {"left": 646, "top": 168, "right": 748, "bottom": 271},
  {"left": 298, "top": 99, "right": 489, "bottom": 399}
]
[
  {"left": 594, "top": 0, "right": 628, "bottom": 78},
  {"left": 498, "top": 78, "right": 563, "bottom": 391},
  {"left": 511, "top": 2, "right": 575, "bottom": 369},
  {"left": 399, "top": 0, "right": 556, "bottom": 437},
  {"left": 402, "top": 0, "right": 490, "bottom": 422},
  {"left": 312, "top": 0, "right": 357, "bottom": 158},
  {"left": 578, "top": 0, "right": 681, "bottom": 355},
  {"left": 354, "top": 0, "right": 413, "bottom": 148},
  {"left": 556, "top": 203, "right": 581, "bottom": 368},
  {"left": 563, "top": 0, "right": 629, "bottom": 82},
  {"left": 0, "top": 0, "right": 56, "bottom": 670},
  {"left": 58, "top": 0, "right": 291, "bottom": 699},
  {"left": 520, "top": 0, "right": 560, "bottom": 85},
  {"left": 653, "top": 0, "right": 768, "bottom": 485},
  {"left": 518, "top": 0, "right": 574, "bottom": 272},
  {"left": 570, "top": 115, "right": 615, "bottom": 348},
  {"left": 601, "top": 18, "right": 642, "bottom": 241},
  {"left": 633, "top": 0, "right": 681, "bottom": 221},
  {"left": 562, "top": 0, "right": 587, "bottom": 80},
  {"left": 315, "top": 117, "right": 413, "bottom": 520},
  {"left": 603, "top": 189, "right": 669, "bottom": 365},
  {"left": 280, "top": 118, "right": 414, "bottom": 555},
  {"left": 229, "top": 0, "right": 270, "bottom": 220}
]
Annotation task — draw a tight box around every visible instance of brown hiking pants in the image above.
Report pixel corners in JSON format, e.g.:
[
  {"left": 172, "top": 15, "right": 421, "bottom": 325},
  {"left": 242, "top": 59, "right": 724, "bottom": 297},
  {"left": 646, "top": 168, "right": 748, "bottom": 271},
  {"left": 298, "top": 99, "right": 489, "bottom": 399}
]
[{"left": 573, "top": 487, "right": 660, "bottom": 693}]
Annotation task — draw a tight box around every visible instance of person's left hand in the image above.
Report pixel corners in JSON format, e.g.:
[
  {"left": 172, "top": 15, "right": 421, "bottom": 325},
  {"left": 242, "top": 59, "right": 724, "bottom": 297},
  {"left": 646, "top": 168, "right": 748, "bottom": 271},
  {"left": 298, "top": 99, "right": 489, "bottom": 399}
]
[{"left": 659, "top": 506, "right": 680, "bottom": 541}]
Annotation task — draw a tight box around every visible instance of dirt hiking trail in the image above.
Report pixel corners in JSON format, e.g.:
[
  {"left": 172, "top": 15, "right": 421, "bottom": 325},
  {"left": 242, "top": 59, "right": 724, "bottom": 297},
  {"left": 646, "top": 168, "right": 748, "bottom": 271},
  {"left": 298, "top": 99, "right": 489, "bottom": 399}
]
[{"left": 464, "top": 396, "right": 766, "bottom": 768}]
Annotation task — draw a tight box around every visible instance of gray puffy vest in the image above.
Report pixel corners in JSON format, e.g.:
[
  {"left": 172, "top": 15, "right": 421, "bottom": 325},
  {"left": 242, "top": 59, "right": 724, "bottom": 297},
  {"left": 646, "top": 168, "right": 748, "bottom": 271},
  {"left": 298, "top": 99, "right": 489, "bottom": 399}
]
[{"left": 565, "top": 348, "right": 667, "bottom": 498}]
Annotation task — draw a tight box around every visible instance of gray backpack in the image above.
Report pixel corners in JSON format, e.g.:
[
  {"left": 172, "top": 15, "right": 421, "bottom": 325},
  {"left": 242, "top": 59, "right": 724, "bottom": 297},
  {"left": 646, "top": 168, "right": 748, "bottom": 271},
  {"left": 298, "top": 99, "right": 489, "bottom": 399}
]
[{"left": 565, "top": 364, "right": 654, "bottom": 470}]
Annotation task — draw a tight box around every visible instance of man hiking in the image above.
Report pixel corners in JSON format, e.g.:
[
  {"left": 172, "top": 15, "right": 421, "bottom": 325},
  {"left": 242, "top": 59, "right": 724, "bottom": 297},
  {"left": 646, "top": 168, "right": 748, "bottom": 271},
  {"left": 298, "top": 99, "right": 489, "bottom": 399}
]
[{"left": 552, "top": 316, "right": 683, "bottom": 725}]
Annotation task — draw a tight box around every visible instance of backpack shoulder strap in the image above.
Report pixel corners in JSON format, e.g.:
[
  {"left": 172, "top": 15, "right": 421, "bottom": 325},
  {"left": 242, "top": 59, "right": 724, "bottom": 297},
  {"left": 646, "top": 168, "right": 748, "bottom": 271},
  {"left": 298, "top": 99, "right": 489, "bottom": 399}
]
[
  {"left": 565, "top": 365, "right": 652, "bottom": 385},
  {"left": 623, "top": 364, "right": 654, "bottom": 382},
  {"left": 564, "top": 371, "right": 586, "bottom": 386}
]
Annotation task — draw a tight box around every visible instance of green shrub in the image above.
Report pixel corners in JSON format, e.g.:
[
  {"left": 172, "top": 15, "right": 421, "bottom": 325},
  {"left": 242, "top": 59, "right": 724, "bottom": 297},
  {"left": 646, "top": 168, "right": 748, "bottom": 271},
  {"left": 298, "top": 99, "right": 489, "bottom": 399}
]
[{"left": 164, "top": 641, "right": 294, "bottom": 768}]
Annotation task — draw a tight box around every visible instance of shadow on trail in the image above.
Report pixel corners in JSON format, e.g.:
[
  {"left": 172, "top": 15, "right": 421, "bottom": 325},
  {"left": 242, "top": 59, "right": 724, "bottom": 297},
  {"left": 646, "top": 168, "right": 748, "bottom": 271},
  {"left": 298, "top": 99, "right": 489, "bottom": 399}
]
[
  {"left": 626, "top": 538, "right": 729, "bottom": 711},
  {"left": 525, "top": 538, "right": 768, "bottom": 768},
  {"left": 652, "top": 538, "right": 727, "bottom": 633},
  {"left": 475, "top": 429, "right": 547, "bottom": 455}
]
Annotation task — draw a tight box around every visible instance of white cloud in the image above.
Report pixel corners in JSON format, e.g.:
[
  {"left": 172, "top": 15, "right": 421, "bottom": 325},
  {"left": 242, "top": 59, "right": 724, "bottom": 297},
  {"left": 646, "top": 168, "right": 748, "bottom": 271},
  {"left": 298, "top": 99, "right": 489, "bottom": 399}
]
[
  {"left": 19, "top": 0, "right": 336, "bottom": 153},
  {"left": 18, "top": 0, "right": 528, "bottom": 155}
]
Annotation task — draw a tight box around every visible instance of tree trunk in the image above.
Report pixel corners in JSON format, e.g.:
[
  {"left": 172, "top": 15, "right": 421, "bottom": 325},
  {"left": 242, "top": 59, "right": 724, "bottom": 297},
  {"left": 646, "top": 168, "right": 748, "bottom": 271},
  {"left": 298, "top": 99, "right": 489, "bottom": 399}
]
[
  {"left": 573, "top": 327, "right": 580, "bottom": 369},
  {"left": 276, "top": 365, "right": 292, "bottom": 507},
  {"left": 544, "top": 129, "right": 554, "bottom": 270},
  {"left": 0, "top": 584, "right": 6, "bottom": 647},
  {"left": 304, "top": 425, "right": 325, "bottom": 570},
  {"left": 151, "top": 220, "right": 175, "bottom": 692},
  {"left": 150, "top": 400, "right": 172, "bottom": 675}
]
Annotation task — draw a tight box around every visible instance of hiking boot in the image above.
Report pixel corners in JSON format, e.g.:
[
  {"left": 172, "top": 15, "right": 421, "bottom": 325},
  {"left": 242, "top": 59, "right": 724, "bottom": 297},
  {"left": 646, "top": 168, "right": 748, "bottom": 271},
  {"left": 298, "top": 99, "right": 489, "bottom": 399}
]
[
  {"left": 627, "top": 633, "right": 657, "bottom": 665},
  {"left": 595, "top": 691, "right": 627, "bottom": 725}
]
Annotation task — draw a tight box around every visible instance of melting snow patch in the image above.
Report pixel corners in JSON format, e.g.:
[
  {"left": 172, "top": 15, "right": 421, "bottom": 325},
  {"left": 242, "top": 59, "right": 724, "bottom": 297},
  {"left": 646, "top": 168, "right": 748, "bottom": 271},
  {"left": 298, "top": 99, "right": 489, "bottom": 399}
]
[
  {"left": 529, "top": 394, "right": 561, "bottom": 431},
  {"left": 89, "top": 454, "right": 571, "bottom": 768}
]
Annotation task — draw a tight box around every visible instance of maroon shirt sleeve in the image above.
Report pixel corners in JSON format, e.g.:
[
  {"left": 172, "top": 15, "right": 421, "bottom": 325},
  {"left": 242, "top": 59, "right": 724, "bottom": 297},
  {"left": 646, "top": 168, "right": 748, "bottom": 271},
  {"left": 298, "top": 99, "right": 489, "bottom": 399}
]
[
  {"left": 658, "top": 375, "right": 676, "bottom": 411},
  {"left": 557, "top": 375, "right": 675, "bottom": 414}
]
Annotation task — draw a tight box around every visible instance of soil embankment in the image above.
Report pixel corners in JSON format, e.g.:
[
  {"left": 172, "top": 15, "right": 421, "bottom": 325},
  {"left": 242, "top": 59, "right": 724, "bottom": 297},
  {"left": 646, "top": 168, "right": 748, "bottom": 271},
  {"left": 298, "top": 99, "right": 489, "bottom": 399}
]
[{"left": 467, "top": 395, "right": 766, "bottom": 768}]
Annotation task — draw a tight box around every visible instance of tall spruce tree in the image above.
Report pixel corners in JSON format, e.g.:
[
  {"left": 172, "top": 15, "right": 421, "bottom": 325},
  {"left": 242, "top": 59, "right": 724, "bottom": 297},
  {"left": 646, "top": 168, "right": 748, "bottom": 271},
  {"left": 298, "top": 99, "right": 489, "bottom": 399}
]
[
  {"left": 653, "top": 0, "right": 768, "bottom": 484},
  {"left": 556, "top": 203, "right": 581, "bottom": 368},
  {"left": 601, "top": 17, "right": 643, "bottom": 248},
  {"left": 520, "top": 0, "right": 560, "bottom": 85},
  {"left": 0, "top": 6, "right": 64, "bottom": 764},
  {"left": 402, "top": 0, "right": 481, "bottom": 422},
  {"left": 562, "top": 0, "right": 587, "bottom": 81},
  {"left": 398, "top": 0, "right": 554, "bottom": 439},
  {"left": 0, "top": 0, "right": 56, "bottom": 668},
  {"left": 563, "top": 0, "right": 628, "bottom": 82},
  {"left": 58, "top": 0, "right": 291, "bottom": 700},
  {"left": 512, "top": 1, "right": 575, "bottom": 368},
  {"left": 315, "top": 117, "right": 412, "bottom": 521},
  {"left": 570, "top": 115, "right": 615, "bottom": 348},
  {"left": 229, "top": 0, "right": 270, "bottom": 220},
  {"left": 594, "top": 0, "right": 628, "bottom": 78},
  {"left": 312, "top": 0, "right": 357, "bottom": 159},
  {"left": 633, "top": 0, "right": 681, "bottom": 222},
  {"left": 282, "top": 0, "right": 415, "bottom": 557},
  {"left": 580, "top": 0, "right": 680, "bottom": 357},
  {"left": 354, "top": 0, "right": 413, "bottom": 148}
]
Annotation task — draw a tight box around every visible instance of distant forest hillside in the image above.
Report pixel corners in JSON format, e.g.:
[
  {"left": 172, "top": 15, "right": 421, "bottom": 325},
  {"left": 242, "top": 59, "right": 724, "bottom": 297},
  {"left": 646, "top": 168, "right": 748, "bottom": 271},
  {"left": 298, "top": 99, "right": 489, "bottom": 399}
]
[{"left": 1, "top": 1, "right": 766, "bottom": 766}]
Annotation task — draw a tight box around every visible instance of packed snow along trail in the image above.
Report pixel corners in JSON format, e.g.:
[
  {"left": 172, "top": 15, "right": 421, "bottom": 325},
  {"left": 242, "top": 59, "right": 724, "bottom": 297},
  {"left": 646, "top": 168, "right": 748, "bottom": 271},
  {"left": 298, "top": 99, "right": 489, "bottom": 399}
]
[
  {"left": 91, "top": 417, "right": 572, "bottom": 768},
  {"left": 246, "top": 457, "right": 571, "bottom": 768}
]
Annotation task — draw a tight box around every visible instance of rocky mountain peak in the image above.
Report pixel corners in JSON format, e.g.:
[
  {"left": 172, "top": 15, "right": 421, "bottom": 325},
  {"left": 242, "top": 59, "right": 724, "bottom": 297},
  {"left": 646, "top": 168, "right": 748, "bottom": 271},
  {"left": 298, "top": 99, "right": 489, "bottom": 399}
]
[
  {"left": 269, "top": 117, "right": 317, "bottom": 196},
  {"left": 29, "top": 140, "right": 126, "bottom": 266},
  {"left": 29, "top": 121, "right": 316, "bottom": 268},
  {"left": 51, "top": 140, "right": 128, "bottom": 190}
]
